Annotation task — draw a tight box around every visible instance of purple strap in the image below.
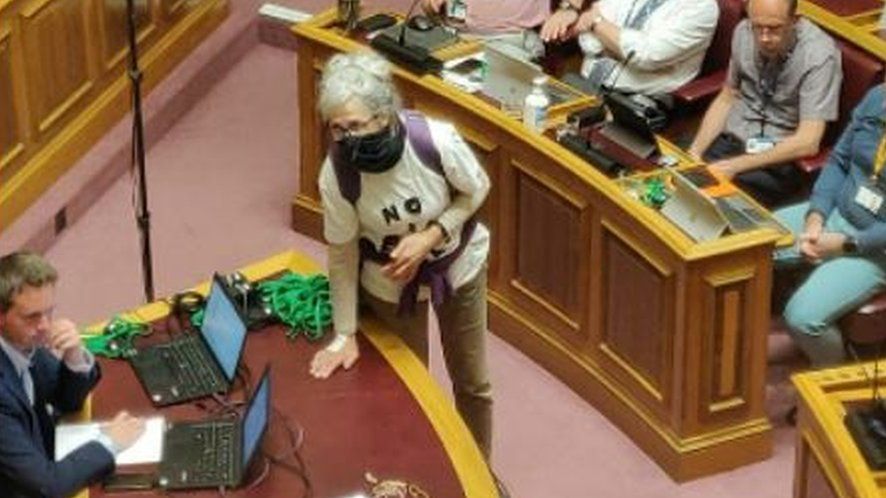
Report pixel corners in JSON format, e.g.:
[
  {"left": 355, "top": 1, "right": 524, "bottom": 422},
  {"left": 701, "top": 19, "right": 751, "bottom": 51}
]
[{"left": 360, "top": 218, "right": 478, "bottom": 316}]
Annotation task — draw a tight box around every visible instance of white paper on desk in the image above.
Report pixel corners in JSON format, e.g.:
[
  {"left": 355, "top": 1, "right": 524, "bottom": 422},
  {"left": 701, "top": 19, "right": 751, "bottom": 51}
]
[{"left": 55, "top": 416, "right": 165, "bottom": 466}]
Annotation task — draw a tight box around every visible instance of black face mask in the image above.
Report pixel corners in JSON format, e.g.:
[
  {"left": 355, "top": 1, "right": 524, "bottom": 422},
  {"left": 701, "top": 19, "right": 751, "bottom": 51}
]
[{"left": 333, "top": 122, "right": 405, "bottom": 173}]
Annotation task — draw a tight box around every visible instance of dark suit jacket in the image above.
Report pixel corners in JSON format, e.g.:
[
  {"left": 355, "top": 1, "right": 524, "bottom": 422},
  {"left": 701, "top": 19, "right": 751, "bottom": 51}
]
[{"left": 0, "top": 346, "right": 114, "bottom": 497}]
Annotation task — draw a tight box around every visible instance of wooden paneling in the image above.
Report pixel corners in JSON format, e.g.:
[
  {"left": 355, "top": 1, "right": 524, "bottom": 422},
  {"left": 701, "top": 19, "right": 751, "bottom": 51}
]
[
  {"left": 799, "top": 439, "right": 841, "bottom": 498},
  {"left": 512, "top": 164, "right": 586, "bottom": 342},
  {"left": 0, "top": 27, "right": 23, "bottom": 175},
  {"left": 98, "top": 0, "right": 152, "bottom": 70},
  {"left": 20, "top": 0, "right": 93, "bottom": 135},
  {"left": 699, "top": 268, "right": 757, "bottom": 422},
  {"left": 0, "top": 0, "right": 228, "bottom": 233},
  {"left": 599, "top": 225, "right": 674, "bottom": 407}
]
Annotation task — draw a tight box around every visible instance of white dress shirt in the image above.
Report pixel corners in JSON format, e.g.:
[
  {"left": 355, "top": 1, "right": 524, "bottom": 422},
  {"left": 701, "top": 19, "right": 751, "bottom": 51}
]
[{"left": 579, "top": 0, "right": 719, "bottom": 94}]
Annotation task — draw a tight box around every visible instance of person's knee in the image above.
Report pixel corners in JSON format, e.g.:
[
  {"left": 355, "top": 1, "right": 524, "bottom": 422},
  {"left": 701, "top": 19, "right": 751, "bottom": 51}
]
[{"left": 783, "top": 296, "right": 826, "bottom": 336}]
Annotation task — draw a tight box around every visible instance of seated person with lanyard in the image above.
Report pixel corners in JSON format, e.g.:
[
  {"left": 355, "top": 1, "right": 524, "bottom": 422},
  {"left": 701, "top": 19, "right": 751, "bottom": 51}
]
[
  {"left": 539, "top": 0, "right": 719, "bottom": 94},
  {"left": 420, "top": 0, "right": 550, "bottom": 60},
  {"left": 774, "top": 78, "right": 886, "bottom": 368},
  {"left": 0, "top": 252, "right": 144, "bottom": 498},
  {"left": 689, "top": 0, "right": 842, "bottom": 207}
]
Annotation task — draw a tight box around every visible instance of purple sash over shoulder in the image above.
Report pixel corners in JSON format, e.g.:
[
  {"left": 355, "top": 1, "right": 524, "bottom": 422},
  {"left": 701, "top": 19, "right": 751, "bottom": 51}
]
[{"left": 360, "top": 218, "right": 478, "bottom": 316}]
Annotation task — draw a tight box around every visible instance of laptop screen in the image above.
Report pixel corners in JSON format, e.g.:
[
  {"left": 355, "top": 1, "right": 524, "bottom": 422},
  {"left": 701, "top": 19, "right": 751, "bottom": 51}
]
[
  {"left": 201, "top": 278, "right": 248, "bottom": 382},
  {"left": 241, "top": 368, "right": 270, "bottom": 470}
]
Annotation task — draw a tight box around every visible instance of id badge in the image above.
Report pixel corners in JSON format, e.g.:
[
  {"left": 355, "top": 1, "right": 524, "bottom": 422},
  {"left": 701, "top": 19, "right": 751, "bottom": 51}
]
[
  {"left": 447, "top": 0, "right": 467, "bottom": 21},
  {"left": 855, "top": 184, "right": 885, "bottom": 215},
  {"left": 745, "top": 136, "right": 776, "bottom": 154}
]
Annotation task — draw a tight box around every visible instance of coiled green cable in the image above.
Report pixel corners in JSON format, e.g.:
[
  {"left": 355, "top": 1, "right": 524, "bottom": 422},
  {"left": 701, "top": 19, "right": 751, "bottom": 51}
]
[{"left": 258, "top": 272, "right": 332, "bottom": 341}]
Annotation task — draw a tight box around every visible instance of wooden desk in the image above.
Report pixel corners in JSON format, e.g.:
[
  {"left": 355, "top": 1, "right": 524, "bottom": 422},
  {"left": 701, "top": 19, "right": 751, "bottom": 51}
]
[
  {"left": 798, "top": 0, "right": 886, "bottom": 59},
  {"left": 291, "top": 10, "right": 785, "bottom": 481},
  {"left": 84, "top": 251, "right": 496, "bottom": 497},
  {"left": 793, "top": 364, "right": 886, "bottom": 498}
]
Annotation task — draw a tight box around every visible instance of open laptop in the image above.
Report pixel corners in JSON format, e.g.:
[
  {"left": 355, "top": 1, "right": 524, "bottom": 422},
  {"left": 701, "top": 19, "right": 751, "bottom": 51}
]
[
  {"left": 661, "top": 168, "right": 787, "bottom": 241},
  {"left": 482, "top": 42, "right": 576, "bottom": 110},
  {"left": 660, "top": 168, "right": 728, "bottom": 242},
  {"left": 158, "top": 365, "right": 271, "bottom": 490},
  {"left": 129, "top": 275, "right": 248, "bottom": 406}
]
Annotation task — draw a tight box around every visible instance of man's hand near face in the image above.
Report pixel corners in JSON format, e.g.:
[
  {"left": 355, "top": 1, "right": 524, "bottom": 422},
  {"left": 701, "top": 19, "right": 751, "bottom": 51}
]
[{"left": 48, "top": 319, "right": 87, "bottom": 365}]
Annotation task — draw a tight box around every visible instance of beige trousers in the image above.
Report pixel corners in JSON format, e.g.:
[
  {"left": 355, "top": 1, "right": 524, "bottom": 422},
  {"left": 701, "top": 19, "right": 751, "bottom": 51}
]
[{"left": 361, "top": 268, "right": 493, "bottom": 459}]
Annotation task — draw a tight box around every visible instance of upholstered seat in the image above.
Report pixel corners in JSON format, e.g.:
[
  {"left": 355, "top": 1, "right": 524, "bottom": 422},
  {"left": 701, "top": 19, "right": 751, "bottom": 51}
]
[
  {"left": 840, "top": 292, "right": 886, "bottom": 346},
  {"left": 671, "top": 0, "right": 744, "bottom": 107},
  {"left": 795, "top": 39, "right": 884, "bottom": 174}
]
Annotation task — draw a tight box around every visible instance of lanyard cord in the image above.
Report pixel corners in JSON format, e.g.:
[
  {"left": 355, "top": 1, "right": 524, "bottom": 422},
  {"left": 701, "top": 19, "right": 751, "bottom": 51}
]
[{"left": 873, "top": 130, "right": 886, "bottom": 181}]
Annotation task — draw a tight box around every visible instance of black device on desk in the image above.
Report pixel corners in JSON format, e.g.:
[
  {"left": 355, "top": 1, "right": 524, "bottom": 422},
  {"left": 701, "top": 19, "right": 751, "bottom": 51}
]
[
  {"left": 357, "top": 13, "right": 397, "bottom": 32},
  {"left": 369, "top": 0, "right": 446, "bottom": 74},
  {"left": 158, "top": 365, "right": 271, "bottom": 490},
  {"left": 559, "top": 132, "right": 624, "bottom": 176},
  {"left": 599, "top": 92, "right": 664, "bottom": 159},
  {"left": 129, "top": 274, "right": 248, "bottom": 406}
]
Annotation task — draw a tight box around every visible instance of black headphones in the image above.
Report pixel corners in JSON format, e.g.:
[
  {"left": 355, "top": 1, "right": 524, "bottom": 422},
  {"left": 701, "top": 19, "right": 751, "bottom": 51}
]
[{"left": 167, "top": 290, "right": 205, "bottom": 334}]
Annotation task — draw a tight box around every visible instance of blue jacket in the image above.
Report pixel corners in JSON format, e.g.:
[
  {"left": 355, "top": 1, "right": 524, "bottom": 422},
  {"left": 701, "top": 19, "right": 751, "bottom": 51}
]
[
  {"left": 809, "top": 85, "right": 886, "bottom": 253},
  {"left": 0, "top": 347, "right": 114, "bottom": 497}
]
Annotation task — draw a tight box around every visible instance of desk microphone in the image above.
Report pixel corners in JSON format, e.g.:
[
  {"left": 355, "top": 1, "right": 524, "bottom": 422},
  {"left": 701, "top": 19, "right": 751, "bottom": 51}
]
[{"left": 370, "top": 0, "right": 442, "bottom": 74}]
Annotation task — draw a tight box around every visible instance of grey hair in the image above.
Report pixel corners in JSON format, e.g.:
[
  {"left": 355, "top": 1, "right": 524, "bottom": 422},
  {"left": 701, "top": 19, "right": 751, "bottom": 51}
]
[
  {"left": 317, "top": 51, "right": 402, "bottom": 121},
  {"left": 0, "top": 252, "right": 58, "bottom": 312}
]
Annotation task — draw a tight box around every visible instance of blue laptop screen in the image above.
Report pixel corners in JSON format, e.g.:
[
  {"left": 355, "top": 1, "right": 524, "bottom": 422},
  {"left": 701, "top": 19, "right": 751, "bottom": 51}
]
[
  {"left": 242, "top": 370, "right": 270, "bottom": 469},
  {"left": 200, "top": 279, "right": 247, "bottom": 382}
]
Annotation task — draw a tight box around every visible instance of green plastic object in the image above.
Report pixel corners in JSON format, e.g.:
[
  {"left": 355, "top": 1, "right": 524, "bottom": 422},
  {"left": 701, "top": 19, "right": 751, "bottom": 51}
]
[{"left": 258, "top": 272, "right": 332, "bottom": 341}]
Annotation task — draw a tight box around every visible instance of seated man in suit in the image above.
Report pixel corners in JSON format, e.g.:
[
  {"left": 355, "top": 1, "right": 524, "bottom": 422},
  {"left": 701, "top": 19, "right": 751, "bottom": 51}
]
[
  {"left": 0, "top": 251, "right": 144, "bottom": 498},
  {"left": 420, "top": 0, "right": 550, "bottom": 60},
  {"left": 540, "top": 0, "right": 719, "bottom": 94},
  {"left": 689, "top": 0, "right": 842, "bottom": 207}
]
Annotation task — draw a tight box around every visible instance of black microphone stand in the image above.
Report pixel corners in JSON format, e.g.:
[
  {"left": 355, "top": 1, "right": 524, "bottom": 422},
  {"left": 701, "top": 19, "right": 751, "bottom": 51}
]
[{"left": 125, "top": 0, "right": 155, "bottom": 303}]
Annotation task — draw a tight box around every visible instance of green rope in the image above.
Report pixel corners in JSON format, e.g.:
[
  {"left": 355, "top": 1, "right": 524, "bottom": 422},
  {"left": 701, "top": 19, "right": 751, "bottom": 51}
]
[
  {"left": 83, "top": 315, "right": 149, "bottom": 359},
  {"left": 258, "top": 272, "right": 332, "bottom": 341}
]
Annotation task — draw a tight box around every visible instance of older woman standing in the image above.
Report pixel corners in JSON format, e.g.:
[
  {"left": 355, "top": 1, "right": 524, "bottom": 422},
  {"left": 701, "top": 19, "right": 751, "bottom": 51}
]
[
  {"left": 775, "top": 79, "right": 886, "bottom": 367},
  {"left": 308, "top": 51, "right": 493, "bottom": 459}
]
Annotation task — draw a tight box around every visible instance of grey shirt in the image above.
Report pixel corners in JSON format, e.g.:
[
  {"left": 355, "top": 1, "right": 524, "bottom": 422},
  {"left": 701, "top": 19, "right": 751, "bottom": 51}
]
[{"left": 724, "top": 18, "right": 842, "bottom": 142}]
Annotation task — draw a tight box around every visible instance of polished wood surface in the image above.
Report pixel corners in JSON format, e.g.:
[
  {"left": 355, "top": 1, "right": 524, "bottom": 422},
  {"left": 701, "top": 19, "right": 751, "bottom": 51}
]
[
  {"left": 81, "top": 251, "right": 496, "bottom": 498},
  {"left": 0, "top": 0, "right": 229, "bottom": 233},
  {"left": 792, "top": 364, "right": 886, "bottom": 498},
  {"left": 798, "top": 0, "right": 886, "bottom": 59},
  {"left": 291, "top": 10, "right": 786, "bottom": 481}
]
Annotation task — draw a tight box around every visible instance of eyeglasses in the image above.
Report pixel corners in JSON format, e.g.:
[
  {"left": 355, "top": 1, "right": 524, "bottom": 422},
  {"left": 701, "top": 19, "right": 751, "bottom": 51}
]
[
  {"left": 328, "top": 114, "right": 385, "bottom": 141},
  {"left": 750, "top": 22, "right": 790, "bottom": 38}
]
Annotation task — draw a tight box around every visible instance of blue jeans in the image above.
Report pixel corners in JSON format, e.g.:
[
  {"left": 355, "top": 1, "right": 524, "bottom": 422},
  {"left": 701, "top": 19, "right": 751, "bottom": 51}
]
[{"left": 774, "top": 204, "right": 886, "bottom": 366}]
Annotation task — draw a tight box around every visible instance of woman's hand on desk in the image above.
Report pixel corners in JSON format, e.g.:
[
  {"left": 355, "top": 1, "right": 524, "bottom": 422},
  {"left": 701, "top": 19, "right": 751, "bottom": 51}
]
[{"left": 310, "top": 334, "right": 359, "bottom": 379}]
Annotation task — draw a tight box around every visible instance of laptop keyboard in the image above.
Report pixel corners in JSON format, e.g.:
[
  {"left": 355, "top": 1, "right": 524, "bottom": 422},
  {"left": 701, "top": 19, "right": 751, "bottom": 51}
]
[
  {"left": 716, "top": 197, "right": 768, "bottom": 232},
  {"left": 188, "top": 423, "right": 236, "bottom": 484},
  {"left": 165, "top": 337, "right": 220, "bottom": 396}
]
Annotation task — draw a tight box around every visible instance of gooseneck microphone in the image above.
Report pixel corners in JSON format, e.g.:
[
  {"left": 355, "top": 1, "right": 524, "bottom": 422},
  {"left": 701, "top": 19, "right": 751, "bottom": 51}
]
[{"left": 370, "top": 0, "right": 443, "bottom": 74}]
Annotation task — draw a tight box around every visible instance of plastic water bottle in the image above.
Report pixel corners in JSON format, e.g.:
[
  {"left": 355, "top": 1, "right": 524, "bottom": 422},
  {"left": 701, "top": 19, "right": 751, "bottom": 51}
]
[{"left": 523, "top": 76, "right": 550, "bottom": 132}]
